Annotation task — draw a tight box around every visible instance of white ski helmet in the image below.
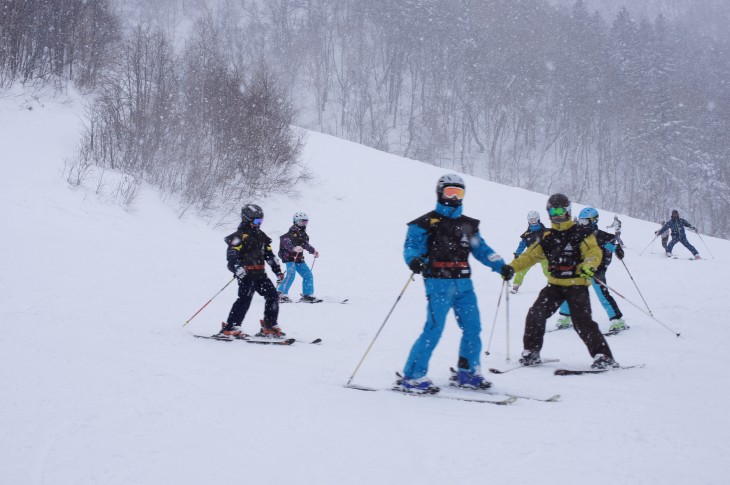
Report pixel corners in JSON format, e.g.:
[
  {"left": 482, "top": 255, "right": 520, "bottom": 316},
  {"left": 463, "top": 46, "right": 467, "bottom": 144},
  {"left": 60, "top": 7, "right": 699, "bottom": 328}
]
[
  {"left": 293, "top": 212, "right": 309, "bottom": 226},
  {"left": 436, "top": 174, "right": 465, "bottom": 207},
  {"left": 527, "top": 210, "right": 540, "bottom": 222}
]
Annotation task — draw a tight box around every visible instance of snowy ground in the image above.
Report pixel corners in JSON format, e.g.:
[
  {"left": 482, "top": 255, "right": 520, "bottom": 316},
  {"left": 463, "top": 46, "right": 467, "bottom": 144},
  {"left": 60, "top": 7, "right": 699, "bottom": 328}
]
[{"left": 1, "top": 89, "right": 729, "bottom": 485}]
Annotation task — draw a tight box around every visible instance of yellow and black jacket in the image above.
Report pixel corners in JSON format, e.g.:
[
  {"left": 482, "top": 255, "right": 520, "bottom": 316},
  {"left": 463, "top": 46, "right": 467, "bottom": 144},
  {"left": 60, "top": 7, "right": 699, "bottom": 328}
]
[
  {"left": 510, "top": 219, "right": 602, "bottom": 287},
  {"left": 225, "top": 223, "right": 281, "bottom": 277}
]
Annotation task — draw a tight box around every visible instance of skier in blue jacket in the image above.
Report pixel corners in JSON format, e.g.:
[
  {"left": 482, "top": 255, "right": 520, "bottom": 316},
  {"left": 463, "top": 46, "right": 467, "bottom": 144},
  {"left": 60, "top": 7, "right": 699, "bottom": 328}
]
[
  {"left": 656, "top": 210, "right": 701, "bottom": 259},
  {"left": 395, "top": 174, "right": 513, "bottom": 394}
]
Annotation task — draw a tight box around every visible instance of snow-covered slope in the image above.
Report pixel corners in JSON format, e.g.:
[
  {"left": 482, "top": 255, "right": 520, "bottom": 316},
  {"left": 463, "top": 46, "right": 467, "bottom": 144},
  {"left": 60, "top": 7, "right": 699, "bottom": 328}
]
[{"left": 1, "top": 89, "right": 728, "bottom": 485}]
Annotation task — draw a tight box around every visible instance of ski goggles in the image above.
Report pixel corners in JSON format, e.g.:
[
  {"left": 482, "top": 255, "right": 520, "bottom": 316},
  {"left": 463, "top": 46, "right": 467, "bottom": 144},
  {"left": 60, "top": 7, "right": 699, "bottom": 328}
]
[
  {"left": 253, "top": 218, "right": 263, "bottom": 226},
  {"left": 578, "top": 217, "right": 597, "bottom": 226},
  {"left": 442, "top": 186, "right": 465, "bottom": 200},
  {"left": 296, "top": 219, "right": 309, "bottom": 226},
  {"left": 528, "top": 218, "right": 539, "bottom": 226},
  {"left": 548, "top": 207, "right": 568, "bottom": 217}
]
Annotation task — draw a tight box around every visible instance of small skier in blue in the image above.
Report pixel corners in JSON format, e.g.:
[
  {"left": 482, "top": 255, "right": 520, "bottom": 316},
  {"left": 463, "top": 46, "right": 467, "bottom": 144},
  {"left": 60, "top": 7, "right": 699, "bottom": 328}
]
[
  {"left": 394, "top": 174, "right": 513, "bottom": 394},
  {"left": 656, "top": 210, "right": 701, "bottom": 259}
]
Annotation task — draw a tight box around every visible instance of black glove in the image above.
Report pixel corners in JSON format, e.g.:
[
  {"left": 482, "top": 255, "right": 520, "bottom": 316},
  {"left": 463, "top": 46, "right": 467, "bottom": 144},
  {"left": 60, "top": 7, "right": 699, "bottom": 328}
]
[
  {"left": 500, "top": 264, "right": 515, "bottom": 281},
  {"left": 408, "top": 257, "right": 426, "bottom": 274},
  {"left": 276, "top": 273, "right": 285, "bottom": 285},
  {"left": 654, "top": 230, "right": 659, "bottom": 236},
  {"left": 615, "top": 245, "right": 625, "bottom": 260},
  {"left": 233, "top": 265, "right": 246, "bottom": 280},
  {"left": 513, "top": 252, "right": 519, "bottom": 259}
]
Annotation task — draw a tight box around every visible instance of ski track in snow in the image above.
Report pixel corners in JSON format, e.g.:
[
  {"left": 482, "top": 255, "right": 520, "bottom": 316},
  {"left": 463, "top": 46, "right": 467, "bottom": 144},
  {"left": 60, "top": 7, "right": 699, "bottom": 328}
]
[{"left": 1, "top": 88, "right": 728, "bottom": 485}]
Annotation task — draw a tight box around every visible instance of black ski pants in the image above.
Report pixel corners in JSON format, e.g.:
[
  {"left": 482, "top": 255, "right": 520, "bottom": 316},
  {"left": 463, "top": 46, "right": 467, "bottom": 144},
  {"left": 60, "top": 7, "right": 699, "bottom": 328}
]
[
  {"left": 524, "top": 284, "right": 613, "bottom": 359},
  {"left": 227, "top": 275, "right": 279, "bottom": 327}
]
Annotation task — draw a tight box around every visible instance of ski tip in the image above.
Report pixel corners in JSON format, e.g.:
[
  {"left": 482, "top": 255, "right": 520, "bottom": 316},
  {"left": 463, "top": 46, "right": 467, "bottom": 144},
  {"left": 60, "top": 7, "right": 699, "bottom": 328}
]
[
  {"left": 344, "top": 384, "right": 377, "bottom": 392},
  {"left": 488, "top": 368, "right": 504, "bottom": 374},
  {"left": 310, "top": 338, "right": 323, "bottom": 344}
]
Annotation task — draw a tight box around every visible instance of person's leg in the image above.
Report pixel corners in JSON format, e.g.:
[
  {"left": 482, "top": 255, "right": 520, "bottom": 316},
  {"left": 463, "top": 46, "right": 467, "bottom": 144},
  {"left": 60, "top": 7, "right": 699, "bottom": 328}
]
[
  {"left": 452, "top": 279, "right": 482, "bottom": 372},
  {"left": 254, "top": 277, "right": 280, "bottom": 326},
  {"left": 590, "top": 269, "right": 621, "bottom": 320},
  {"left": 278, "top": 262, "right": 297, "bottom": 294},
  {"left": 565, "top": 286, "right": 614, "bottom": 359},
  {"left": 226, "top": 277, "right": 255, "bottom": 327},
  {"left": 297, "top": 262, "right": 315, "bottom": 296},
  {"left": 403, "top": 279, "right": 455, "bottom": 379},
  {"left": 679, "top": 237, "right": 699, "bottom": 256},
  {"left": 666, "top": 236, "right": 680, "bottom": 254},
  {"left": 524, "top": 285, "right": 565, "bottom": 352}
]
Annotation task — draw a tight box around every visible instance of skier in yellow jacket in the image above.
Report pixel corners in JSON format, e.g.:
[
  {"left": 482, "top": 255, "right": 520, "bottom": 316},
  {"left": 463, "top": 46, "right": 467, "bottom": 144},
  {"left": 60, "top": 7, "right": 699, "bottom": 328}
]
[{"left": 504, "top": 194, "right": 618, "bottom": 370}]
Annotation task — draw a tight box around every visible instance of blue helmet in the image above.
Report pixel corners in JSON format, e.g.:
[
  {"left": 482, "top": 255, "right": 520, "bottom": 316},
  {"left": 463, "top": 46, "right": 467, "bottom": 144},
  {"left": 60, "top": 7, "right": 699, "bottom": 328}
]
[{"left": 578, "top": 207, "right": 599, "bottom": 226}]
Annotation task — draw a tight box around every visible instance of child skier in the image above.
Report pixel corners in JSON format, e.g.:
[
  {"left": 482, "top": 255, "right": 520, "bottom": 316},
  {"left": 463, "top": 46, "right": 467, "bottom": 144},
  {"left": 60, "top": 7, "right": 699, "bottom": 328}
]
[
  {"left": 606, "top": 214, "right": 624, "bottom": 247},
  {"left": 656, "top": 210, "right": 701, "bottom": 259},
  {"left": 554, "top": 208, "right": 628, "bottom": 334},
  {"left": 277, "top": 212, "right": 320, "bottom": 303},
  {"left": 506, "top": 194, "right": 618, "bottom": 370},
  {"left": 220, "top": 204, "right": 286, "bottom": 338},
  {"left": 658, "top": 220, "right": 670, "bottom": 251},
  {"left": 395, "top": 174, "right": 513, "bottom": 394},
  {"left": 510, "top": 210, "right": 549, "bottom": 294}
]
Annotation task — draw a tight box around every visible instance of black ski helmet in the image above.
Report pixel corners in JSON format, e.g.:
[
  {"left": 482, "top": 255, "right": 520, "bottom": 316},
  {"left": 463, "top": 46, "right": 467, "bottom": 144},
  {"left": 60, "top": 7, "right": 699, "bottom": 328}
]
[
  {"left": 436, "top": 174, "right": 465, "bottom": 207},
  {"left": 671, "top": 209, "right": 679, "bottom": 219},
  {"left": 241, "top": 203, "right": 264, "bottom": 225},
  {"left": 546, "top": 193, "right": 571, "bottom": 223}
]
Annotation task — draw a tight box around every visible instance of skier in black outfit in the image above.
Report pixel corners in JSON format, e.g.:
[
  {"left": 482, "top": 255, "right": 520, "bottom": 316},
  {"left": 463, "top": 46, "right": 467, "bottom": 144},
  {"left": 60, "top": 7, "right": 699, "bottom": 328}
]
[
  {"left": 505, "top": 194, "right": 619, "bottom": 370},
  {"left": 656, "top": 210, "right": 701, "bottom": 259},
  {"left": 220, "top": 204, "right": 286, "bottom": 338}
]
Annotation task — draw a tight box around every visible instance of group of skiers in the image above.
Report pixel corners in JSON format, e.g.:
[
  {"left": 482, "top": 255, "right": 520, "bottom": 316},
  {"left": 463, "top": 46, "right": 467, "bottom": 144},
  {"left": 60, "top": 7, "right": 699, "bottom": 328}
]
[
  {"left": 216, "top": 173, "right": 703, "bottom": 395},
  {"left": 219, "top": 204, "right": 320, "bottom": 340},
  {"left": 394, "top": 174, "right": 703, "bottom": 394}
]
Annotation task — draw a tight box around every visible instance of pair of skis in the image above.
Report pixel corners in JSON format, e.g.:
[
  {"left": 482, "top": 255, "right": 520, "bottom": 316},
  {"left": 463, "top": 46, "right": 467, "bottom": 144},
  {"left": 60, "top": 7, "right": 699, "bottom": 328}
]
[
  {"left": 346, "top": 372, "right": 560, "bottom": 406},
  {"left": 194, "top": 334, "right": 322, "bottom": 346},
  {"left": 487, "top": 359, "right": 643, "bottom": 376}
]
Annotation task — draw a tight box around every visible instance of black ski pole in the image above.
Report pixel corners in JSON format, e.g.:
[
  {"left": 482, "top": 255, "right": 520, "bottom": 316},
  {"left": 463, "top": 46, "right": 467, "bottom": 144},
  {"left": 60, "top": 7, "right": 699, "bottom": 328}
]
[
  {"left": 183, "top": 276, "right": 236, "bottom": 327},
  {"left": 345, "top": 274, "right": 415, "bottom": 387},
  {"left": 696, "top": 233, "right": 715, "bottom": 259},
  {"left": 592, "top": 275, "right": 680, "bottom": 337},
  {"left": 619, "top": 259, "right": 654, "bottom": 317},
  {"left": 504, "top": 279, "right": 511, "bottom": 362},
  {"left": 639, "top": 234, "right": 659, "bottom": 256}
]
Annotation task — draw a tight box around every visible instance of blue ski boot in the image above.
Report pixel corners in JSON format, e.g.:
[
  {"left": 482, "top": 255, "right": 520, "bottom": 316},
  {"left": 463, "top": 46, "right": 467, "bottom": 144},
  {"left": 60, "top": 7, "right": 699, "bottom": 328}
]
[
  {"left": 393, "top": 376, "right": 440, "bottom": 394},
  {"left": 449, "top": 368, "right": 492, "bottom": 390}
]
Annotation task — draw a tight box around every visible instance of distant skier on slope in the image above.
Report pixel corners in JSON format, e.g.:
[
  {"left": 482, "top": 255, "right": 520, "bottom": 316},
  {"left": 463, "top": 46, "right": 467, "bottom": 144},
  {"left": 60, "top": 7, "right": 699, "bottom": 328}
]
[
  {"left": 220, "top": 204, "right": 286, "bottom": 339},
  {"left": 506, "top": 194, "right": 619, "bottom": 370},
  {"left": 606, "top": 214, "right": 624, "bottom": 247},
  {"left": 395, "top": 174, "right": 513, "bottom": 394},
  {"left": 277, "top": 212, "right": 320, "bottom": 303},
  {"left": 656, "top": 210, "right": 701, "bottom": 259},
  {"left": 658, "top": 220, "right": 671, "bottom": 252},
  {"left": 554, "top": 208, "right": 628, "bottom": 335},
  {"left": 510, "top": 210, "right": 549, "bottom": 294}
]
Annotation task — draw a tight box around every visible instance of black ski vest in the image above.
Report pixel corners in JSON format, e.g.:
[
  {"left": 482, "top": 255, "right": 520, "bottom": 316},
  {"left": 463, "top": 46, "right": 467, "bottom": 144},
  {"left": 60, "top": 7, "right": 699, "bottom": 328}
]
[
  {"left": 540, "top": 224, "right": 593, "bottom": 279},
  {"left": 410, "top": 211, "right": 479, "bottom": 279},
  {"left": 225, "top": 224, "right": 275, "bottom": 275},
  {"left": 520, "top": 223, "right": 546, "bottom": 247}
]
